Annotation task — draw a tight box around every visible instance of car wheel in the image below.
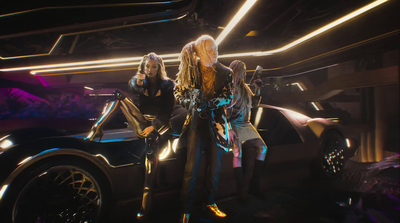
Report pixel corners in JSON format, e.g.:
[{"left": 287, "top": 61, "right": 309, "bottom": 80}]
[
  {"left": 315, "top": 131, "right": 346, "bottom": 178},
  {"left": 4, "top": 158, "right": 110, "bottom": 223}
]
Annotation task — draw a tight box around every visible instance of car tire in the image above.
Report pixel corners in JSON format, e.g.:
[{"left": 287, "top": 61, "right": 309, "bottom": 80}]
[
  {"left": 314, "top": 131, "right": 346, "bottom": 179},
  {"left": 1, "top": 157, "right": 110, "bottom": 223}
]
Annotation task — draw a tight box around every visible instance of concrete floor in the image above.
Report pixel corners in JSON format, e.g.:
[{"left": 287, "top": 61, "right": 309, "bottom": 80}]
[{"left": 111, "top": 155, "right": 400, "bottom": 223}]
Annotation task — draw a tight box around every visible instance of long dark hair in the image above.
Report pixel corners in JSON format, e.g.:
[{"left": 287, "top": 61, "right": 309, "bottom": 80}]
[
  {"left": 137, "top": 52, "right": 169, "bottom": 80},
  {"left": 228, "top": 60, "right": 252, "bottom": 117}
]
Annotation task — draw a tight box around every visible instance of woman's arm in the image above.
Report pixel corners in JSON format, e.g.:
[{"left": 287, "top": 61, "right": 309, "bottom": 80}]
[
  {"left": 128, "top": 74, "right": 146, "bottom": 94},
  {"left": 208, "top": 73, "right": 233, "bottom": 110},
  {"left": 174, "top": 84, "right": 191, "bottom": 109},
  {"left": 244, "top": 83, "right": 262, "bottom": 108}
]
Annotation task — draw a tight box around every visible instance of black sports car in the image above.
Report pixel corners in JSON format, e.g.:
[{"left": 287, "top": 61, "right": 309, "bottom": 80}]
[{"left": 0, "top": 104, "right": 358, "bottom": 222}]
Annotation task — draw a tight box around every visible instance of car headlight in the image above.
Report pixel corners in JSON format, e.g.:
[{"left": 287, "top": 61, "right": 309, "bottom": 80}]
[{"left": 0, "top": 135, "right": 14, "bottom": 153}]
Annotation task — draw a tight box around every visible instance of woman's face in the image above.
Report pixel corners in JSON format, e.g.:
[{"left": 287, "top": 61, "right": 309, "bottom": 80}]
[
  {"left": 198, "top": 39, "right": 218, "bottom": 67},
  {"left": 145, "top": 59, "right": 159, "bottom": 79}
]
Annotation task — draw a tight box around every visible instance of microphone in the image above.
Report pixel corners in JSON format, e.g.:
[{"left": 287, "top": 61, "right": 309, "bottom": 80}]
[{"left": 249, "top": 65, "right": 264, "bottom": 87}]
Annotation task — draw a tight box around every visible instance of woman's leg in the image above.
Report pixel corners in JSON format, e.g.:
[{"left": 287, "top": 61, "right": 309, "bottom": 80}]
[
  {"left": 205, "top": 131, "right": 227, "bottom": 218},
  {"left": 85, "top": 100, "right": 121, "bottom": 141},
  {"left": 246, "top": 138, "right": 267, "bottom": 197},
  {"left": 118, "top": 96, "right": 148, "bottom": 136},
  {"left": 85, "top": 90, "right": 148, "bottom": 141},
  {"left": 137, "top": 135, "right": 159, "bottom": 221},
  {"left": 137, "top": 127, "right": 172, "bottom": 221},
  {"left": 232, "top": 142, "right": 248, "bottom": 202},
  {"left": 181, "top": 119, "right": 206, "bottom": 214}
]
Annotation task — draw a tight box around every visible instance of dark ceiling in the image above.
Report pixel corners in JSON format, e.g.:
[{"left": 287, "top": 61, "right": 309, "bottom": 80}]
[{"left": 0, "top": 0, "right": 399, "bottom": 92}]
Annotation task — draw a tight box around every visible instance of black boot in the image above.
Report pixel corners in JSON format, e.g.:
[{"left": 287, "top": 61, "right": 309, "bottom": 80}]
[
  {"left": 250, "top": 160, "right": 267, "bottom": 199},
  {"left": 233, "top": 167, "right": 247, "bottom": 203}
]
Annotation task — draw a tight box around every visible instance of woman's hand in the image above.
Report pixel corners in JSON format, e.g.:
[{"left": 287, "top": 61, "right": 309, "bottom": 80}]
[
  {"left": 229, "top": 129, "right": 238, "bottom": 144},
  {"left": 229, "top": 129, "right": 241, "bottom": 158},
  {"left": 136, "top": 73, "right": 146, "bottom": 86},
  {"left": 140, "top": 125, "right": 155, "bottom": 137}
]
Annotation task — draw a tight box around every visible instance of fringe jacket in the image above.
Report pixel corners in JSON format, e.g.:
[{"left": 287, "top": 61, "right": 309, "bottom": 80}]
[{"left": 174, "top": 62, "right": 233, "bottom": 152}]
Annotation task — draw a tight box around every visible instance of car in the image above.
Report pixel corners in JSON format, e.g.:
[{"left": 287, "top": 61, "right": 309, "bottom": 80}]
[{"left": 0, "top": 104, "right": 358, "bottom": 223}]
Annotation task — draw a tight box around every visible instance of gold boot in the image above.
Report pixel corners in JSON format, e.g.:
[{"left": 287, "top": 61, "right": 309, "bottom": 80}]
[
  {"left": 180, "top": 213, "right": 190, "bottom": 223},
  {"left": 85, "top": 90, "right": 149, "bottom": 141},
  {"left": 206, "top": 203, "right": 226, "bottom": 218},
  {"left": 119, "top": 97, "right": 148, "bottom": 137},
  {"left": 85, "top": 100, "right": 120, "bottom": 141},
  {"left": 85, "top": 126, "right": 104, "bottom": 141}
]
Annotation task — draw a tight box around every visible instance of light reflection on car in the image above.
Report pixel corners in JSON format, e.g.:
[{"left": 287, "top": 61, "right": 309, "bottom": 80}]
[{"left": 0, "top": 104, "right": 358, "bottom": 223}]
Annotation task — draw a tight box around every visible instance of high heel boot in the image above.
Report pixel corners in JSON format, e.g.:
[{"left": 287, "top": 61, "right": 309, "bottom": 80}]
[
  {"left": 180, "top": 213, "right": 190, "bottom": 223},
  {"left": 85, "top": 126, "right": 104, "bottom": 141},
  {"left": 84, "top": 95, "right": 121, "bottom": 141}
]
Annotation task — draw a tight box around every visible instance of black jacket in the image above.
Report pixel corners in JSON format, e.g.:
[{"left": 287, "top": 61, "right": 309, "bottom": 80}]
[{"left": 129, "top": 76, "right": 175, "bottom": 130}]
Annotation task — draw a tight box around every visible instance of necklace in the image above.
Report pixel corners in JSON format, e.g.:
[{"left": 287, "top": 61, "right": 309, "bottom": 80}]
[{"left": 200, "top": 63, "right": 216, "bottom": 99}]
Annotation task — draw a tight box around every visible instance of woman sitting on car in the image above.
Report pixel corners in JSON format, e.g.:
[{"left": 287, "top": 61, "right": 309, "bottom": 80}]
[{"left": 85, "top": 52, "right": 175, "bottom": 222}]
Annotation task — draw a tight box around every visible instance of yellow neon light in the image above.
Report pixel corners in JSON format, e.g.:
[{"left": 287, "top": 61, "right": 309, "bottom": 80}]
[
  {"left": 0, "top": 185, "right": 9, "bottom": 200},
  {"left": 84, "top": 86, "right": 94, "bottom": 90},
  {"left": 2, "top": 53, "right": 181, "bottom": 72},
  {"left": 252, "top": 0, "right": 389, "bottom": 57},
  {"left": 311, "top": 102, "right": 322, "bottom": 111},
  {"left": 30, "top": 58, "right": 181, "bottom": 75},
  {"left": 215, "top": 0, "right": 258, "bottom": 45},
  {"left": 30, "top": 61, "right": 143, "bottom": 75},
  {"left": 1, "top": 1, "right": 255, "bottom": 69},
  {"left": 1, "top": 0, "right": 388, "bottom": 74},
  {"left": 292, "top": 82, "right": 305, "bottom": 91}
]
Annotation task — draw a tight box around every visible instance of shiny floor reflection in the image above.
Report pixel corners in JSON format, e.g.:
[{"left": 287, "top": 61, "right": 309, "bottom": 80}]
[{"left": 112, "top": 156, "right": 400, "bottom": 223}]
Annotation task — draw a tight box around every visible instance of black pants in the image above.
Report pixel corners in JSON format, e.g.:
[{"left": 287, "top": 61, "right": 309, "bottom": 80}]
[{"left": 181, "top": 118, "right": 224, "bottom": 213}]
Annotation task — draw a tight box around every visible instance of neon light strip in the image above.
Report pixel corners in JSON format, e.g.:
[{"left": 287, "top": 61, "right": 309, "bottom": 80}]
[
  {"left": 2, "top": 0, "right": 255, "bottom": 71},
  {"left": 215, "top": 0, "right": 257, "bottom": 45},
  {"left": 84, "top": 86, "right": 94, "bottom": 90},
  {"left": 292, "top": 82, "right": 304, "bottom": 91},
  {"left": 30, "top": 58, "right": 182, "bottom": 75},
  {"left": 2, "top": 53, "right": 181, "bottom": 72},
  {"left": 0, "top": 185, "right": 9, "bottom": 200},
  {"left": 252, "top": 0, "right": 389, "bottom": 56},
  {"left": 30, "top": 61, "right": 142, "bottom": 74},
  {"left": 33, "top": 29, "right": 395, "bottom": 76},
  {"left": 311, "top": 102, "right": 321, "bottom": 111},
  {"left": 1, "top": 0, "right": 388, "bottom": 74},
  {"left": 0, "top": 2, "right": 177, "bottom": 18}
]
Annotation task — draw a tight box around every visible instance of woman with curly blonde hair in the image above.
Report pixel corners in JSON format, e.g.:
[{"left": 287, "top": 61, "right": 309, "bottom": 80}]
[{"left": 175, "top": 35, "right": 233, "bottom": 223}]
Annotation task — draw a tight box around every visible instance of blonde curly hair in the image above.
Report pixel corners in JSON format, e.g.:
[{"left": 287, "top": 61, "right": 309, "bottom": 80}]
[{"left": 175, "top": 35, "right": 217, "bottom": 88}]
